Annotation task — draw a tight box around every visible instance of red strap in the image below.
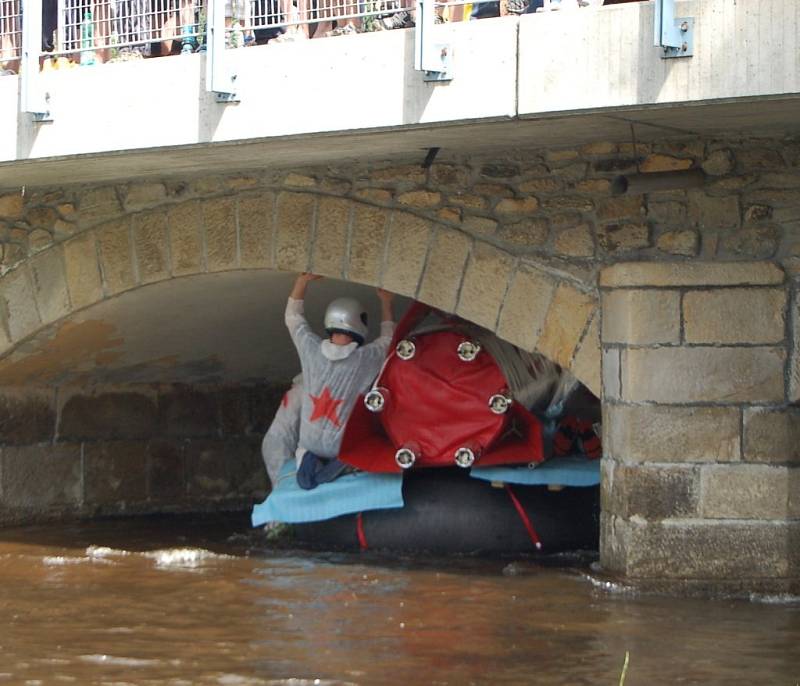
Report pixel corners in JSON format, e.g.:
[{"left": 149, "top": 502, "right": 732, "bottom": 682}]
[
  {"left": 505, "top": 485, "right": 542, "bottom": 550},
  {"left": 356, "top": 512, "right": 368, "bottom": 551}
]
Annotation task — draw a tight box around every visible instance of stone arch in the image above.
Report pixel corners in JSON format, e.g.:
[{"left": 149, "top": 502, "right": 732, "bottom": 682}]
[{"left": 0, "top": 188, "right": 600, "bottom": 393}]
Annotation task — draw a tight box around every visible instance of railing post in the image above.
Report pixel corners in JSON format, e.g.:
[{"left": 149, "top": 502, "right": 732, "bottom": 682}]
[
  {"left": 653, "top": 0, "right": 693, "bottom": 59},
  {"left": 414, "top": 0, "right": 452, "bottom": 81},
  {"left": 21, "top": 0, "right": 52, "bottom": 120},
  {"left": 206, "top": 0, "right": 239, "bottom": 102}
]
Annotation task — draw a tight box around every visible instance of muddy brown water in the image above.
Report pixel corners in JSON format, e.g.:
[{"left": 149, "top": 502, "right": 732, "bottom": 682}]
[{"left": 0, "top": 514, "right": 797, "bottom": 685}]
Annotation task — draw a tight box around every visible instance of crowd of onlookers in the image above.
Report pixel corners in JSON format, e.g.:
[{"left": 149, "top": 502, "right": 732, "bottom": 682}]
[{"left": 0, "top": 0, "right": 641, "bottom": 74}]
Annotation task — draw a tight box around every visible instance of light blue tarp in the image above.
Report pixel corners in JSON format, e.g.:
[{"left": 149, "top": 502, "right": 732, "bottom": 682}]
[
  {"left": 251, "top": 460, "right": 404, "bottom": 526},
  {"left": 469, "top": 456, "right": 601, "bottom": 487}
]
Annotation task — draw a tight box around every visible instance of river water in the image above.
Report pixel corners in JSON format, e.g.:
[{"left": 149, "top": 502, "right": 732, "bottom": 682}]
[{"left": 0, "top": 514, "right": 797, "bottom": 685}]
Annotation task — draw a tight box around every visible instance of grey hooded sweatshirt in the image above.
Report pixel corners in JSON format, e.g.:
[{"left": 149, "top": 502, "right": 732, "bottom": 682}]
[{"left": 285, "top": 297, "right": 394, "bottom": 460}]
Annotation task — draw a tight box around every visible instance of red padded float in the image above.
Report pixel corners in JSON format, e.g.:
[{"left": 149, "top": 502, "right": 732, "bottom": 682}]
[{"left": 339, "top": 303, "right": 544, "bottom": 473}]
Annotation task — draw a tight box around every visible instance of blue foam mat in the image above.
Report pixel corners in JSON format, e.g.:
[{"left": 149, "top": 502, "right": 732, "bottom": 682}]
[
  {"left": 251, "top": 460, "right": 404, "bottom": 526},
  {"left": 470, "top": 455, "right": 601, "bottom": 487}
]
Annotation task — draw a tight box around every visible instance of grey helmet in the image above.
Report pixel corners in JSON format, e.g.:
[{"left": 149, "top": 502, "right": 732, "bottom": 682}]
[{"left": 324, "top": 297, "right": 368, "bottom": 345}]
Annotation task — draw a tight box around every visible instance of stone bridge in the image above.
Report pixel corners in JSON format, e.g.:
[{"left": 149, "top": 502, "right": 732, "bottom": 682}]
[{"left": 0, "top": 140, "right": 797, "bottom": 595}]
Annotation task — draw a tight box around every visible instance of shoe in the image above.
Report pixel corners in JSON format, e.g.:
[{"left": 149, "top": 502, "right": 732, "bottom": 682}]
[{"left": 381, "top": 10, "right": 414, "bottom": 29}]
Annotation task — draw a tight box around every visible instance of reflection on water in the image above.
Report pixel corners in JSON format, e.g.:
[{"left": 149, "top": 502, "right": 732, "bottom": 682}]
[{"left": 0, "top": 514, "right": 797, "bottom": 685}]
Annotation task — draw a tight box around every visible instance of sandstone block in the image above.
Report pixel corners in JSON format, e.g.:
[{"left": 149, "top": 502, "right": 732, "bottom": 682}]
[
  {"left": 148, "top": 439, "right": 185, "bottom": 500},
  {"left": 596, "top": 196, "right": 644, "bottom": 222},
  {"left": 417, "top": 229, "right": 471, "bottom": 312},
  {"left": 480, "top": 162, "right": 520, "bottom": 178},
  {"left": 737, "top": 148, "right": 783, "bottom": 170},
  {"left": 535, "top": 284, "right": 596, "bottom": 368},
  {"left": 688, "top": 191, "right": 740, "bottom": 229},
  {"left": 370, "top": 165, "right": 426, "bottom": 185},
  {"left": 473, "top": 183, "right": 514, "bottom": 199},
  {"left": 791, "top": 294, "right": 800, "bottom": 402},
  {"left": 580, "top": 142, "right": 616, "bottom": 155},
  {"left": 78, "top": 187, "right": 122, "bottom": 228},
  {"left": 29, "top": 246, "right": 70, "bottom": 326},
  {"left": 621, "top": 347, "right": 785, "bottom": 403},
  {"left": 700, "top": 464, "right": 789, "bottom": 519},
  {"left": 497, "top": 218, "right": 549, "bottom": 248},
  {"left": 545, "top": 149, "right": 578, "bottom": 164},
  {"left": 496, "top": 264, "right": 556, "bottom": 352},
  {"left": 167, "top": 201, "right": 205, "bottom": 276},
  {"left": 744, "top": 204, "right": 772, "bottom": 223},
  {"left": 683, "top": 288, "right": 786, "bottom": 344},
  {"left": 743, "top": 407, "right": 800, "bottom": 463},
  {"left": 720, "top": 225, "right": 780, "bottom": 259},
  {"left": 602, "top": 289, "right": 680, "bottom": 345},
  {"left": 28, "top": 229, "right": 54, "bottom": 253},
  {"left": 0, "top": 390, "right": 55, "bottom": 445},
  {"left": 353, "top": 188, "right": 393, "bottom": 204},
  {"left": 124, "top": 182, "right": 167, "bottom": 211},
  {"left": 701, "top": 149, "right": 734, "bottom": 176},
  {"left": 63, "top": 231, "right": 104, "bottom": 310},
  {"left": 541, "top": 196, "right": 594, "bottom": 213},
  {"left": 640, "top": 154, "right": 693, "bottom": 173},
  {"left": 1, "top": 266, "right": 41, "bottom": 341},
  {"left": 26, "top": 207, "right": 59, "bottom": 229},
  {"left": 185, "top": 439, "right": 232, "bottom": 497},
  {"left": 1, "top": 444, "right": 82, "bottom": 508},
  {"left": 597, "top": 223, "right": 650, "bottom": 252},
  {"left": 158, "top": 390, "right": 218, "bottom": 438},
  {"left": 238, "top": 194, "right": 274, "bottom": 270},
  {"left": 436, "top": 207, "right": 461, "bottom": 224},
  {"left": 570, "top": 313, "right": 600, "bottom": 396},
  {"left": 227, "top": 438, "right": 268, "bottom": 497},
  {"left": 133, "top": 211, "right": 170, "bottom": 283},
  {"left": 0, "top": 193, "right": 23, "bottom": 219},
  {"left": 456, "top": 244, "right": 515, "bottom": 331},
  {"left": 275, "top": 192, "right": 314, "bottom": 273},
  {"left": 283, "top": 173, "right": 316, "bottom": 188},
  {"left": 347, "top": 204, "right": 389, "bottom": 284},
  {"left": 225, "top": 176, "right": 260, "bottom": 191},
  {"left": 495, "top": 197, "right": 539, "bottom": 216},
  {"left": 462, "top": 216, "right": 498, "bottom": 235},
  {"left": 429, "top": 164, "right": 471, "bottom": 188},
  {"left": 601, "top": 515, "right": 795, "bottom": 579},
  {"left": 60, "top": 392, "right": 158, "bottom": 440},
  {"left": 397, "top": 191, "right": 441, "bottom": 208},
  {"left": 647, "top": 200, "right": 687, "bottom": 226},
  {"left": 602, "top": 461, "right": 699, "bottom": 520},
  {"left": 97, "top": 219, "right": 136, "bottom": 294},
  {"left": 573, "top": 179, "right": 611, "bottom": 193},
  {"left": 311, "top": 196, "right": 349, "bottom": 278},
  {"left": 382, "top": 212, "right": 432, "bottom": 297},
  {"left": 447, "top": 193, "right": 487, "bottom": 210},
  {"left": 518, "top": 178, "right": 563, "bottom": 194},
  {"left": 655, "top": 229, "right": 699, "bottom": 256},
  {"left": 202, "top": 197, "right": 237, "bottom": 272},
  {"left": 601, "top": 348, "right": 620, "bottom": 401},
  {"left": 553, "top": 225, "right": 595, "bottom": 257},
  {"left": 746, "top": 188, "right": 800, "bottom": 207},
  {"left": 84, "top": 441, "right": 148, "bottom": 505},
  {"left": 605, "top": 404, "right": 741, "bottom": 462},
  {"left": 600, "top": 261, "right": 785, "bottom": 288}
]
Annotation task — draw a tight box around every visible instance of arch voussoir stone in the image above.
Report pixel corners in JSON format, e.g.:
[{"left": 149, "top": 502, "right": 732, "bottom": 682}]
[{"left": 0, "top": 188, "right": 602, "bottom": 393}]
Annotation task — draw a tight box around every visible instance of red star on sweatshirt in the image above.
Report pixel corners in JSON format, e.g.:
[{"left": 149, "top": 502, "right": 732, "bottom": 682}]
[{"left": 308, "top": 387, "right": 343, "bottom": 428}]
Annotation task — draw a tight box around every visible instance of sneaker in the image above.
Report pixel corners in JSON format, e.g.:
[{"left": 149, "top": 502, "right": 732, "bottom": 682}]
[{"left": 381, "top": 10, "right": 414, "bottom": 29}]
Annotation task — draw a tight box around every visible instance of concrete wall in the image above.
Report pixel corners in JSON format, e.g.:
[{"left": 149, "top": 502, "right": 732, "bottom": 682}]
[{"left": 0, "top": 383, "right": 279, "bottom": 524}]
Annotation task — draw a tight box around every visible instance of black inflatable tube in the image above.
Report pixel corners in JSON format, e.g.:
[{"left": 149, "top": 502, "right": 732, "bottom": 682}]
[{"left": 291, "top": 468, "right": 600, "bottom": 555}]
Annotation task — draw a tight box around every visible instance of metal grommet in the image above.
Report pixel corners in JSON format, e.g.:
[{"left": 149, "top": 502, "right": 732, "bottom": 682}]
[
  {"left": 395, "top": 447, "right": 417, "bottom": 470},
  {"left": 454, "top": 446, "right": 477, "bottom": 469},
  {"left": 396, "top": 339, "right": 416, "bottom": 360},
  {"left": 364, "top": 388, "right": 387, "bottom": 413},
  {"left": 488, "top": 393, "right": 512, "bottom": 415},
  {"left": 457, "top": 340, "right": 481, "bottom": 362}
]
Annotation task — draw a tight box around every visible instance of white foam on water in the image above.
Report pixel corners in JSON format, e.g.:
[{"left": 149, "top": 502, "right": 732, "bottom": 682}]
[
  {"left": 78, "top": 654, "right": 161, "bottom": 668},
  {"left": 85, "top": 546, "right": 131, "bottom": 559},
  {"left": 749, "top": 592, "right": 800, "bottom": 605},
  {"left": 42, "top": 556, "right": 89, "bottom": 566},
  {"left": 146, "top": 548, "right": 234, "bottom": 569}
]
